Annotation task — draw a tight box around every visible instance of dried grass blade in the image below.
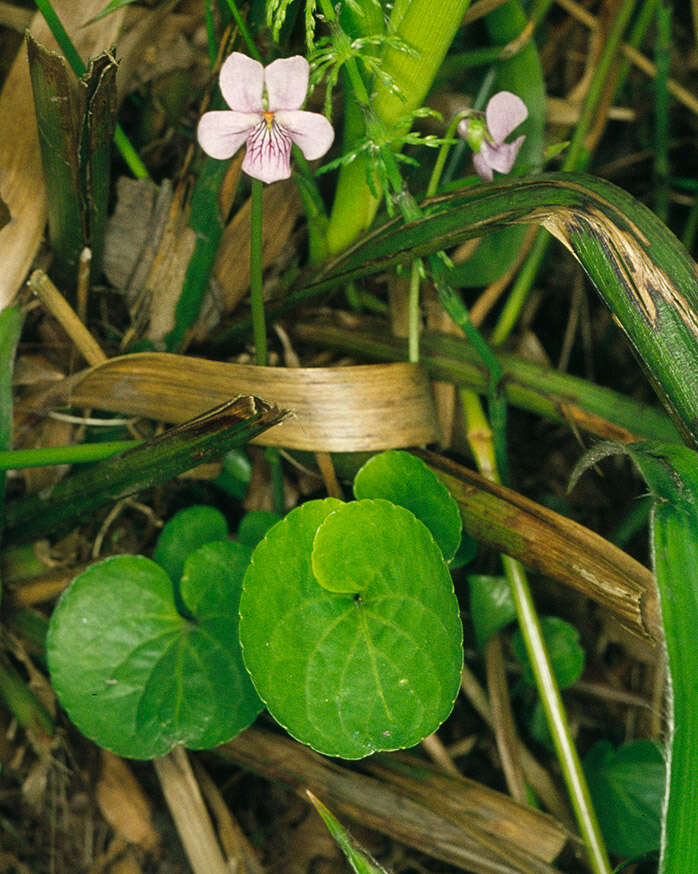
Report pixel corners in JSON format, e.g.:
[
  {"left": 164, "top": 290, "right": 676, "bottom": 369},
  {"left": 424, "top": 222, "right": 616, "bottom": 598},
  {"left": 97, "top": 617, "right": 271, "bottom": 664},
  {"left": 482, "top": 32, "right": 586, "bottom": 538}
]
[
  {"left": 294, "top": 319, "right": 681, "bottom": 444},
  {"left": 364, "top": 753, "right": 566, "bottom": 864},
  {"left": 417, "top": 450, "right": 660, "bottom": 644},
  {"left": 20, "top": 354, "right": 439, "bottom": 451},
  {"left": 221, "top": 727, "right": 565, "bottom": 874},
  {"left": 4, "top": 396, "right": 287, "bottom": 545},
  {"left": 0, "top": 0, "right": 127, "bottom": 309}
]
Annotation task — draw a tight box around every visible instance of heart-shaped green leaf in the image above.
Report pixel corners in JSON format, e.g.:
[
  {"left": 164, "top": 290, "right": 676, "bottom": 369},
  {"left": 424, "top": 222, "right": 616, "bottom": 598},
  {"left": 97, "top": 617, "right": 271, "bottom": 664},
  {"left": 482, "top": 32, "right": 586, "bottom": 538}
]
[
  {"left": 237, "top": 509, "right": 282, "bottom": 549},
  {"left": 468, "top": 574, "right": 515, "bottom": 648},
  {"left": 584, "top": 739, "right": 664, "bottom": 858},
  {"left": 513, "top": 616, "right": 585, "bottom": 689},
  {"left": 153, "top": 505, "right": 229, "bottom": 583},
  {"left": 47, "top": 543, "right": 262, "bottom": 759},
  {"left": 353, "top": 450, "right": 462, "bottom": 562},
  {"left": 239, "top": 499, "right": 463, "bottom": 758}
]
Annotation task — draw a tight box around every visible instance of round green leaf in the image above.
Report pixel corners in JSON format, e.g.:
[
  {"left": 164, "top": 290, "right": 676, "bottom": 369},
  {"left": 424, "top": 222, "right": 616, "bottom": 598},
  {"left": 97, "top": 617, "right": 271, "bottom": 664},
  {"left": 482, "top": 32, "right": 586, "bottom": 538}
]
[
  {"left": 468, "top": 574, "right": 515, "bottom": 648},
  {"left": 513, "top": 616, "right": 585, "bottom": 689},
  {"left": 237, "top": 510, "right": 282, "bottom": 549},
  {"left": 239, "top": 498, "right": 463, "bottom": 759},
  {"left": 584, "top": 740, "right": 665, "bottom": 858},
  {"left": 353, "top": 451, "right": 462, "bottom": 562},
  {"left": 153, "top": 505, "right": 229, "bottom": 583},
  {"left": 47, "top": 546, "right": 262, "bottom": 759}
]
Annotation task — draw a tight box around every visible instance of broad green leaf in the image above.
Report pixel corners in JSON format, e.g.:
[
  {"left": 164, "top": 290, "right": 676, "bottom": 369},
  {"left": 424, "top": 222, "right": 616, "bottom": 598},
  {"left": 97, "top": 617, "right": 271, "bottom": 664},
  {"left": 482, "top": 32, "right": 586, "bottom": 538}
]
[
  {"left": 353, "top": 451, "right": 462, "bottom": 561},
  {"left": 239, "top": 499, "right": 463, "bottom": 758},
  {"left": 584, "top": 740, "right": 664, "bottom": 858},
  {"left": 47, "top": 545, "right": 261, "bottom": 759},
  {"left": 448, "top": 532, "right": 478, "bottom": 569},
  {"left": 468, "top": 575, "right": 515, "bottom": 648},
  {"left": 153, "top": 505, "right": 229, "bottom": 583},
  {"left": 513, "top": 616, "right": 585, "bottom": 689},
  {"left": 214, "top": 448, "right": 252, "bottom": 499},
  {"left": 237, "top": 510, "right": 282, "bottom": 549}
]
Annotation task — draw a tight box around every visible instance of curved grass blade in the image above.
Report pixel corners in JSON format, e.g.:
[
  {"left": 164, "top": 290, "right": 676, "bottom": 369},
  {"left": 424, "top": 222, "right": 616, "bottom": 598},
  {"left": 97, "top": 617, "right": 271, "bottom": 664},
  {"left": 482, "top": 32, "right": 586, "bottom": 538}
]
[
  {"left": 294, "top": 320, "right": 681, "bottom": 445},
  {"left": 243, "top": 173, "right": 698, "bottom": 448},
  {"left": 306, "top": 791, "right": 392, "bottom": 874}
]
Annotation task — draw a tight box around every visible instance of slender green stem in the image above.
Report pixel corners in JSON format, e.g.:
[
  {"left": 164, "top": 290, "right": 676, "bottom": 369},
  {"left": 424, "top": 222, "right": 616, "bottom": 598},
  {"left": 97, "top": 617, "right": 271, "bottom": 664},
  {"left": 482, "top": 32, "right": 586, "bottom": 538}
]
[
  {"left": 112, "top": 126, "right": 149, "bottom": 180},
  {"left": 33, "top": 0, "right": 85, "bottom": 75},
  {"left": 502, "top": 555, "right": 612, "bottom": 874},
  {"left": 653, "top": 2, "right": 672, "bottom": 224},
  {"left": 490, "top": 230, "right": 549, "bottom": 346},
  {"left": 462, "top": 390, "right": 610, "bottom": 874},
  {"left": 681, "top": 194, "right": 698, "bottom": 252},
  {"left": 204, "top": 0, "right": 217, "bottom": 67},
  {"left": 426, "top": 112, "right": 467, "bottom": 198},
  {"left": 221, "top": 0, "right": 262, "bottom": 62},
  {"left": 249, "top": 177, "right": 285, "bottom": 512},
  {"left": 34, "top": 0, "right": 149, "bottom": 180},
  {"left": 0, "top": 441, "right": 141, "bottom": 471},
  {"left": 250, "top": 178, "right": 267, "bottom": 367},
  {"left": 0, "top": 661, "right": 54, "bottom": 737},
  {"left": 266, "top": 446, "right": 286, "bottom": 516},
  {"left": 407, "top": 260, "right": 421, "bottom": 363}
]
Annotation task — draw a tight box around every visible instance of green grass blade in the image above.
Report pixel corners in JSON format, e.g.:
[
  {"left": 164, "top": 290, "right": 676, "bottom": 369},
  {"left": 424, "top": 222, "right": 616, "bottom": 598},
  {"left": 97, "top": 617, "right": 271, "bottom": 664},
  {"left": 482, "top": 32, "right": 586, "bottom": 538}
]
[
  {"left": 26, "top": 34, "right": 85, "bottom": 289},
  {"left": 246, "top": 173, "right": 698, "bottom": 448},
  {"left": 0, "top": 306, "right": 23, "bottom": 548},
  {"left": 572, "top": 441, "right": 698, "bottom": 873},
  {"left": 2, "top": 396, "right": 287, "bottom": 546},
  {"left": 26, "top": 36, "right": 118, "bottom": 288},
  {"left": 306, "top": 791, "right": 392, "bottom": 874},
  {"left": 294, "top": 321, "right": 682, "bottom": 444}
]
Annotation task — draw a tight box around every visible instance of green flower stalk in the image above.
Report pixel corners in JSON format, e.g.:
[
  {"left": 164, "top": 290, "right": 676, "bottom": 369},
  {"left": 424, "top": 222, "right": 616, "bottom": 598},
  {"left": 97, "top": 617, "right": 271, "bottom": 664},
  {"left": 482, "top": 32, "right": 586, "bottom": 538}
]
[{"left": 325, "top": 0, "right": 472, "bottom": 254}]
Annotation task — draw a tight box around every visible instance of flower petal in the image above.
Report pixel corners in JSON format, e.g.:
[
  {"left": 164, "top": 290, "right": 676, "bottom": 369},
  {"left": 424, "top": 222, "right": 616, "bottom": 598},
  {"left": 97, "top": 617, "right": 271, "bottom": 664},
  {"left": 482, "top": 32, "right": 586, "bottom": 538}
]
[
  {"left": 264, "top": 56, "right": 309, "bottom": 111},
  {"left": 275, "top": 110, "right": 334, "bottom": 161},
  {"left": 485, "top": 91, "right": 528, "bottom": 144},
  {"left": 243, "top": 119, "right": 293, "bottom": 183},
  {"left": 482, "top": 135, "right": 525, "bottom": 174},
  {"left": 197, "top": 110, "right": 256, "bottom": 160},
  {"left": 472, "top": 151, "right": 494, "bottom": 182},
  {"left": 457, "top": 117, "right": 470, "bottom": 139},
  {"left": 219, "top": 52, "right": 264, "bottom": 113}
]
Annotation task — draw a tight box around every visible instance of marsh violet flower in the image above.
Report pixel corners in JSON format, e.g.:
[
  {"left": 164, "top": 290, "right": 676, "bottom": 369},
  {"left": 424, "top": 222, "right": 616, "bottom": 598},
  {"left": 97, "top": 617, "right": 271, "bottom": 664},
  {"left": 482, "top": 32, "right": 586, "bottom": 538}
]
[
  {"left": 197, "top": 52, "right": 334, "bottom": 184},
  {"left": 457, "top": 91, "right": 528, "bottom": 182}
]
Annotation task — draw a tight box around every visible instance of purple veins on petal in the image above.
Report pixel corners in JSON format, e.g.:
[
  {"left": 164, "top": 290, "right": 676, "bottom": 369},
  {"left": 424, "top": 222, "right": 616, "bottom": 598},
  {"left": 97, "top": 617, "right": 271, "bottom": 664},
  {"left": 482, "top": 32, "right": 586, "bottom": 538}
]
[
  {"left": 243, "top": 120, "right": 294, "bottom": 184},
  {"left": 196, "top": 52, "right": 334, "bottom": 184}
]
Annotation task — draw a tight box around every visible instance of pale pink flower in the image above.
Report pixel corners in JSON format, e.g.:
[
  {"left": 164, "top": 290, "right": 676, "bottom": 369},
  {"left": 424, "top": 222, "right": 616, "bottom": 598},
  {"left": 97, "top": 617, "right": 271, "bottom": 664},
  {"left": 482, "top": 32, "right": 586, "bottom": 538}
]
[
  {"left": 197, "top": 53, "right": 334, "bottom": 184},
  {"left": 458, "top": 91, "right": 528, "bottom": 182}
]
